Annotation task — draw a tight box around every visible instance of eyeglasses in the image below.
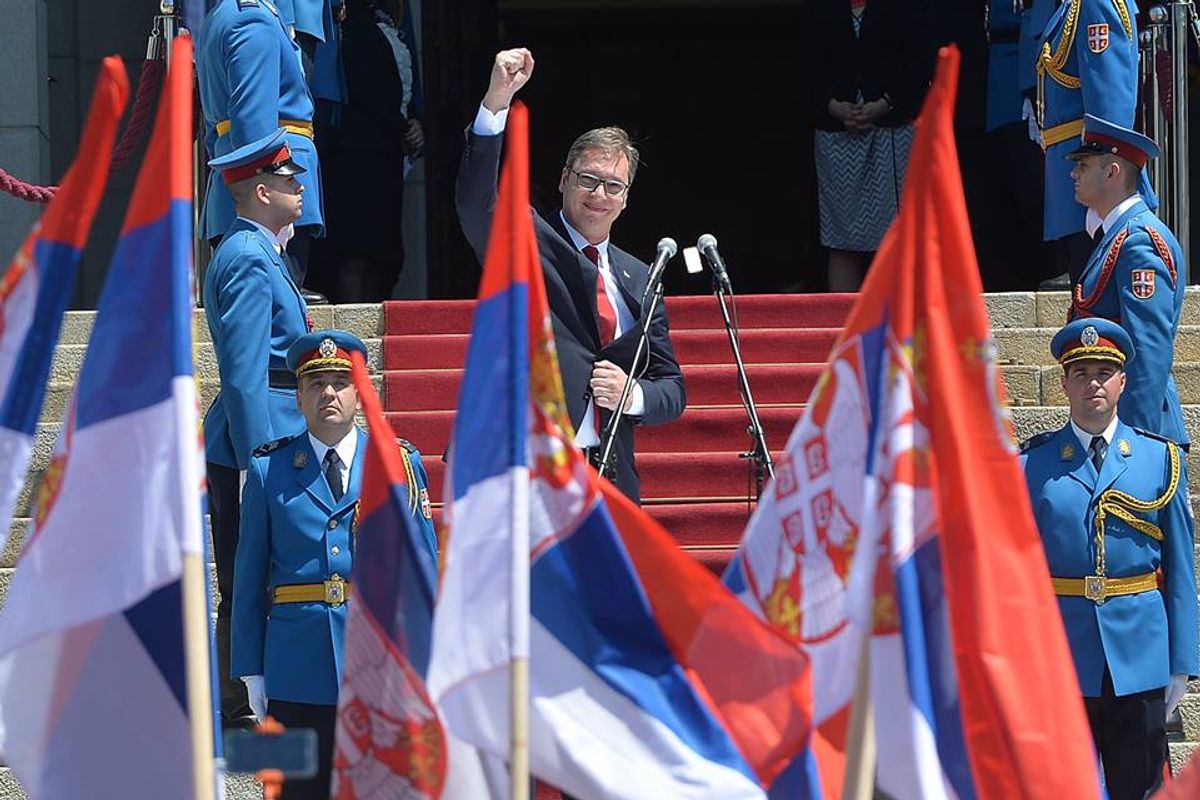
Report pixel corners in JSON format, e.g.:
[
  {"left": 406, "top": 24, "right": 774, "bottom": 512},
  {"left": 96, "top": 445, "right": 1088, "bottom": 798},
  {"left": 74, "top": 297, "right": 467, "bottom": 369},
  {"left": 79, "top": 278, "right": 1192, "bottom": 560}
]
[{"left": 569, "top": 169, "right": 629, "bottom": 197}]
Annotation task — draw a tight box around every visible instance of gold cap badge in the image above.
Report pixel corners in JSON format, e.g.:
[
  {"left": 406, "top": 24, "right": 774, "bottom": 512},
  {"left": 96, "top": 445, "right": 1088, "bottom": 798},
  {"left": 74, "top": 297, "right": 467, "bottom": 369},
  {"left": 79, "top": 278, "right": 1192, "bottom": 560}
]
[{"left": 319, "top": 337, "right": 337, "bottom": 358}]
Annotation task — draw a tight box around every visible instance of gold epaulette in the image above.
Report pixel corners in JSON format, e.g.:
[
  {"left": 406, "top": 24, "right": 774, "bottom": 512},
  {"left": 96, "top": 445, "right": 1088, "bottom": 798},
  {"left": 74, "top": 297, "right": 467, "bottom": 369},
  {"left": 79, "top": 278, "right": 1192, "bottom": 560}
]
[{"left": 396, "top": 438, "right": 420, "bottom": 513}]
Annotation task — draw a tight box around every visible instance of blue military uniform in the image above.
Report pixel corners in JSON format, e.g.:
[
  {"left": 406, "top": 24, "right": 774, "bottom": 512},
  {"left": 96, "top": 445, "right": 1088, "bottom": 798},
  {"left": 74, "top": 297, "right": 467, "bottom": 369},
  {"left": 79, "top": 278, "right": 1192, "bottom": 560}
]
[
  {"left": 1036, "top": 0, "right": 1155, "bottom": 241},
  {"left": 197, "top": 0, "right": 324, "bottom": 240},
  {"left": 1019, "top": 0, "right": 1056, "bottom": 97},
  {"left": 203, "top": 130, "right": 312, "bottom": 470},
  {"left": 1023, "top": 318, "right": 1197, "bottom": 799},
  {"left": 986, "top": 0, "right": 1023, "bottom": 132},
  {"left": 1067, "top": 116, "right": 1188, "bottom": 446},
  {"left": 231, "top": 331, "right": 438, "bottom": 705}
]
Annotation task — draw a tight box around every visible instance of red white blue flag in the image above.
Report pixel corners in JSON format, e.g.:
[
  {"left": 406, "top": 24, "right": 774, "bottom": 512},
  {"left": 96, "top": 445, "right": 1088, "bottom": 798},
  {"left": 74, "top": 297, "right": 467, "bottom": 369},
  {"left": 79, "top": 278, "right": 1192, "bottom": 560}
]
[
  {"left": 0, "top": 40, "right": 216, "bottom": 798},
  {"left": 427, "top": 101, "right": 813, "bottom": 798},
  {"left": 332, "top": 354, "right": 447, "bottom": 798},
  {"left": 0, "top": 58, "right": 128, "bottom": 548},
  {"left": 726, "top": 48, "right": 1102, "bottom": 800}
]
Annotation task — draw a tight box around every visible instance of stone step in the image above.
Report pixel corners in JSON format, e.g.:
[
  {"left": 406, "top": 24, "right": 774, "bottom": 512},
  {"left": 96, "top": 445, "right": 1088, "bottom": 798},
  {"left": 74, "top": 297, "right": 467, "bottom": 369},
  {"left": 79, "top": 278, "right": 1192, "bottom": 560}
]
[
  {"left": 36, "top": 373, "right": 384, "bottom": 425},
  {"left": 986, "top": 288, "right": 1200, "bottom": 329},
  {"left": 52, "top": 303, "right": 384, "bottom": 347},
  {"left": 996, "top": 326, "right": 1200, "bottom": 366},
  {"left": 0, "top": 766, "right": 265, "bottom": 799},
  {"left": 46, "top": 334, "right": 383, "bottom": 385}
]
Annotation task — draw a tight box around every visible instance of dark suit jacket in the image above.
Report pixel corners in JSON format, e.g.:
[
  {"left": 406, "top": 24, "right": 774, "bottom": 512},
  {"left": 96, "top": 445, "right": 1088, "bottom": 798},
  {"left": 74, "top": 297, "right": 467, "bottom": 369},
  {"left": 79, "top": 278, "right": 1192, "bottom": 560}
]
[
  {"left": 456, "top": 129, "right": 686, "bottom": 502},
  {"left": 808, "top": 0, "right": 933, "bottom": 130}
]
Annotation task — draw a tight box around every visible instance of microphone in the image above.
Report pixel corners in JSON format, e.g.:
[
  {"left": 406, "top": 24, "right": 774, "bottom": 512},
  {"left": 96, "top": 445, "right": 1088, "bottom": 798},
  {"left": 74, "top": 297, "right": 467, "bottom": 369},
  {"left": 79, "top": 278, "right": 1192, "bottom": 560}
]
[
  {"left": 697, "top": 233, "right": 732, "bottom": 292},
  {"left": 641, "top": 237, "right": 678, "bottom": 306}
]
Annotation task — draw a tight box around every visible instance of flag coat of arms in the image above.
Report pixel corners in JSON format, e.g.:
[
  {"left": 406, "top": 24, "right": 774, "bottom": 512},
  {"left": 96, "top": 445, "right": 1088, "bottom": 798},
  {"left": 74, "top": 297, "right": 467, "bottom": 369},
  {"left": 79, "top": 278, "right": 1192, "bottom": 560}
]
[
  {"left": 727, "top": 48, "right": 1103, "bottom": 800},
  {"left": 332, "top": 354, "right": 447, "bottom": 798},
  {"left": 427, "top": 101, "right": 813, "bottom": 799},
  {"left": 0, "top": 39, "right": 216, "bottom": 799}
]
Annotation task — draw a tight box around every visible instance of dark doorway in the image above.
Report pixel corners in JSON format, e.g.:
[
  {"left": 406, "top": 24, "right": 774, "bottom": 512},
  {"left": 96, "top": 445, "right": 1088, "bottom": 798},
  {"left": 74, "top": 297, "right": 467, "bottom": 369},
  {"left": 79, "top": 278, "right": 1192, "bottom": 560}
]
[{"left": 424, "top": 0, "right": 812, "bottom": 298}]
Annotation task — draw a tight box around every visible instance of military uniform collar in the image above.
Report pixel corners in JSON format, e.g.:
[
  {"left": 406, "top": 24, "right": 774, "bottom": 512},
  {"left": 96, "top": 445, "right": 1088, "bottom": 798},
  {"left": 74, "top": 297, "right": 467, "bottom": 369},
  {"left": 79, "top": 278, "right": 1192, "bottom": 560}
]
[
  {"left": 307, "top": 428, "right": 358, "bottom": 475},
  {"left": 1086, "top": 194, "right": 1143, "bottom": 238},
  {"left": 237, "top": 216, "right": 286, "bottom": 254},
  {"left": 1069, "top": 415, "right": 1118, "bottom": 453}
]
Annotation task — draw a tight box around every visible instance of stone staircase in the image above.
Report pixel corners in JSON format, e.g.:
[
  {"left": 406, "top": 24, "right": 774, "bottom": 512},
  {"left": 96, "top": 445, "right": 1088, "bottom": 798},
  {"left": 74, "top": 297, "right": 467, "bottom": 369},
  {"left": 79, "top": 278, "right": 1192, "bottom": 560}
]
[{"left": 1, "top": 292, "right": 1198, "bottom": 793}]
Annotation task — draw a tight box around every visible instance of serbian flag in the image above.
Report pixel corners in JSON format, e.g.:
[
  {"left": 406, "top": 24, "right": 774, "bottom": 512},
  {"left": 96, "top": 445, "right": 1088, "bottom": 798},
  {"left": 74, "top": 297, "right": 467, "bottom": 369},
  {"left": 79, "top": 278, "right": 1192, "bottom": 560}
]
[
  {"left": 0, "top": 58, "right": 128, "bottom": 550},
  {"left": 726, "top": 47, "right": 1101, "bottom": 800},
  {"left": 332, "top": 354, "right": 447, "bottom": 798},
  {"left": 427, "top": 101, "right": 813, "bottom": 798},
  {"left": 0, "top": 39, "right": 217, "bottom": 798}
]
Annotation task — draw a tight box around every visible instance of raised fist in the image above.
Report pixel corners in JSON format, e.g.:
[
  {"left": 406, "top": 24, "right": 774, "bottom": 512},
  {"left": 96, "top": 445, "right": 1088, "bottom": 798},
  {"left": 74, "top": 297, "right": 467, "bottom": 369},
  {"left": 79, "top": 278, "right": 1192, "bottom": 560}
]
[{"left": 483, "top": 48, "right": 535, "bottom": 113}]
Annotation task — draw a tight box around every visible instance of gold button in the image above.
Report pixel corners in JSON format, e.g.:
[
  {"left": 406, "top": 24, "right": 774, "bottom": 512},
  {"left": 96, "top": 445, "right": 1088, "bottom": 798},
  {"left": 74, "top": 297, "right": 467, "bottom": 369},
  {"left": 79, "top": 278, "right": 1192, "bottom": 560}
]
[
  {"left": 328, "top": 519, "right": 338, "bottom": 530},
  {"left": 331, "top": 545, "right": 340, "bottom": 556}
]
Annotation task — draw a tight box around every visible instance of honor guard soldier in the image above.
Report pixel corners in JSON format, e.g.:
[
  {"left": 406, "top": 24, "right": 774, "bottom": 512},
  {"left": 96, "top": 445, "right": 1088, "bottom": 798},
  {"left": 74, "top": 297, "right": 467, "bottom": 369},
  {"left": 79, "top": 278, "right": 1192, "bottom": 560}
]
[
  {"left": 232, "top": 331, "right": 437, "bottom": 800},
  {"left": 197, "top": 0, "right": 325, "bottom": 292},
  {"left": 1035, "top": 0, "right": 1156, "bottom": 280},
  {"left": 1022, "top": 318, "right": 1197, "bottom": 799},
  {"left": 204, "top": 128, "right": 311, "bottom": 731},
  {"left": 1066, "top": 115, "right": 1188, "bottom": 448}
]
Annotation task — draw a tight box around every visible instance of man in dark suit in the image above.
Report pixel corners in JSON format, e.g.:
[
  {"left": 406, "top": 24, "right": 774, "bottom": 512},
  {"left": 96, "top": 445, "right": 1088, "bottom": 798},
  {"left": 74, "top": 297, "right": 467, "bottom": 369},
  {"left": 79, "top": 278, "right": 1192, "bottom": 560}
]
[{"left": 456, "top": 48, "right": 686, "bottom": 503}]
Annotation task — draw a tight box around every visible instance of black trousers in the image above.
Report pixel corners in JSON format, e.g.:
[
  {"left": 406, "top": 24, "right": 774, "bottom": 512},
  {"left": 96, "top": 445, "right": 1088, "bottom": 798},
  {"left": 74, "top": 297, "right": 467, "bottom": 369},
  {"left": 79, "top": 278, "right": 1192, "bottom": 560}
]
[
  {"left": 269, "top": 699, "right": 337, "bottom": 800},
  {"left": 1084, "top": 669, "right": 1167, "bottom": 800},
  {"left": 208, "top": 461, "right": 254, "bottom": 728}
]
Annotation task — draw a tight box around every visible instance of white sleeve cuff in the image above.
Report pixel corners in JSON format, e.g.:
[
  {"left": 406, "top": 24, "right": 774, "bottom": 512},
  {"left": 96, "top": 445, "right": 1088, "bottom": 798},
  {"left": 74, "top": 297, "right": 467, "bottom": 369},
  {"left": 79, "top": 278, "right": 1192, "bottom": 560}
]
[
  {"left": 472, "top": 104, "right": 509, "bottom": 136},
  {"left": 627, "top": 381, "right": 646, "bottom": 417}
]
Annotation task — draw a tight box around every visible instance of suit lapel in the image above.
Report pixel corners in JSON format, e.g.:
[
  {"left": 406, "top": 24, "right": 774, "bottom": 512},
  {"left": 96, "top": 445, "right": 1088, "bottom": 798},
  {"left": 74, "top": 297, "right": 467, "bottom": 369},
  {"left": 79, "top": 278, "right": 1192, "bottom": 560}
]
[
  {"left": 1079, "top": 199, "right": 1150, "bottom": 297},
  {"left": 1093, "top": 422, "right": 1131, "bottom": 501},
  {"left": 1059, "top": 426, "right": 1096, "bottom": 493},
  {"left": 295, "top": 437, "right": 335, "bottom": 512},
  {"left": 549, "top": 212, "right": 603, "bottom": 346}
]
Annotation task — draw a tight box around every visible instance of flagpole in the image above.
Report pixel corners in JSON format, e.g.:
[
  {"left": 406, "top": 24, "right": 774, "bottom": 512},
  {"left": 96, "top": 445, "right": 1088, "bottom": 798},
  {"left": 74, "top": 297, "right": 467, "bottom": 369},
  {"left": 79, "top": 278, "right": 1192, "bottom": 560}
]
[
  {"left": 841, "top": 632, "right": 876, "bottom": 800},
  {"left": 182, "top": 550, "right": 217, "bottom": 799},
  {"left": 510, "top": 463, "right": 531, "bottom": 800}
]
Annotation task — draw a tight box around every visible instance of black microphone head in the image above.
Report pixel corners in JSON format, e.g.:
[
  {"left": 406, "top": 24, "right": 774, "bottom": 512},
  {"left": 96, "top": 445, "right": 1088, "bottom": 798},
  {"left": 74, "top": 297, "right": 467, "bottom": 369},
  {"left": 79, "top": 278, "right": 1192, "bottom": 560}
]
[
  {"left": 697, "top": 233, "right": 718, "bottom": 253},
  {"left": 657, "top": 237, "right": 678, "bottom": 258}
]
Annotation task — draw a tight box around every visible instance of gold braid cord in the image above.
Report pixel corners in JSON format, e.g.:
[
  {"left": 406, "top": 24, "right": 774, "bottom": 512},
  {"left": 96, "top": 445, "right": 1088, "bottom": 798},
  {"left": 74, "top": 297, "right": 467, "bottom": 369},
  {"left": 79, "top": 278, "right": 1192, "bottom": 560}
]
[
  {"left": 399, "top": 446, "right": 420, "bottom": 513},
  {"left": 1039, "top": 0, "right": 1082, "bottom": 89},
  {"left": 1073, "top": 228, "right": 1128, "bottom": 315},
  {"left": 1093, "top": 442, "right": 1181, "bottom": 575},
  {"left": 1144, "top": 226, "right": 1178, "bottom": 285},
  {"left": 1112, "top": 0, "right": 1133, "bottom": 38}
]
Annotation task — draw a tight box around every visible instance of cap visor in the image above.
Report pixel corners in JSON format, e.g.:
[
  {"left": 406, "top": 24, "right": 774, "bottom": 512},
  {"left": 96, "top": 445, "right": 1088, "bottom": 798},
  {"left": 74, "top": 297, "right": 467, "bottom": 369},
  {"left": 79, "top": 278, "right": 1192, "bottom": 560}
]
[{"left": 268, "top": 159, "right": 307, "bottom": 177}]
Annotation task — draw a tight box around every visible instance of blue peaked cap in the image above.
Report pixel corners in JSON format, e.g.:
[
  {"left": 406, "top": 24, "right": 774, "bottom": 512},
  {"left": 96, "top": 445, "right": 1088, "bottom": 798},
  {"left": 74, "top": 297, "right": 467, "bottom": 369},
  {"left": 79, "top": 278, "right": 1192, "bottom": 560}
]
[
  {"left": 207, "top": 127, "right": 306, "bottom": 179},
  {"left": 1067, "top": 114, "right": 1159, "bottom": 166},
  {"left": 1051, "top": 317, "right": 1135, "bottom": 367},
  {"left": 287, "top": 330, "right": 368, "bottom": 376}
]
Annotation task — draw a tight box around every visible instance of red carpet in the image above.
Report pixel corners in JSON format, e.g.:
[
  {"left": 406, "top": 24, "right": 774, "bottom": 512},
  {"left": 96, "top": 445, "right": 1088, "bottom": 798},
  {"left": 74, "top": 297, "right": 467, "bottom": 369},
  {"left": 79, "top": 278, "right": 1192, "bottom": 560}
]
[{"left": 382, "top": 293, "right": 852, "bottom": 573}]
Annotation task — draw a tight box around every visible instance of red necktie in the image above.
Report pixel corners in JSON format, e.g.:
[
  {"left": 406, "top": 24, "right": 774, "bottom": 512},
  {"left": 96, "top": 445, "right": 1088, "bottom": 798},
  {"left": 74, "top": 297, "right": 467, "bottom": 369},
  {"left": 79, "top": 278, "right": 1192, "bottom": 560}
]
[{"left": 584, "top": 245, "right": 617, "bottom": 346}]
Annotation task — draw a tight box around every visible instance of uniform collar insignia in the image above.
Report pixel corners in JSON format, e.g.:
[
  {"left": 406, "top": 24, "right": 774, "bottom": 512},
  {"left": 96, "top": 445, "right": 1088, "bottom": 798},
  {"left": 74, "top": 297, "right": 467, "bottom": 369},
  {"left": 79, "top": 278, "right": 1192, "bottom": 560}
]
[
  {"left": 1118, "top": 438, "right": 1131, "bottom": 455},
  {"left": 1060, "top": 442, "right": 1075, "bottom": 461},
  {"left": 294, "top": 449, "right": 307, "bottom": 468}
]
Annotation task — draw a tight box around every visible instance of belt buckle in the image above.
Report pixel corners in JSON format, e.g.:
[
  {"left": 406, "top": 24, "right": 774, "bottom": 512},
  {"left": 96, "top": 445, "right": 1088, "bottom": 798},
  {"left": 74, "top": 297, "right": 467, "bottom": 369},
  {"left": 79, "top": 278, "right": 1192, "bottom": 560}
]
[
  {"left": 324, "top": 574, "right": 346, "bottom": 606},
  {"left": 1084, "top": 575, "right": 1107, "bottom": 604}
]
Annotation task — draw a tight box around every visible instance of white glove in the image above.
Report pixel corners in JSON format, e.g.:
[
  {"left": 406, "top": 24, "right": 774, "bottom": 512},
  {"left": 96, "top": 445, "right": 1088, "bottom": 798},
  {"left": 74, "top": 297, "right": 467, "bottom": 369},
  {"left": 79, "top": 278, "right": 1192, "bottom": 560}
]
[
  {"left": 242, "top": 674, "right": 267, "bottom": 723},
  {"left": 239, "top": 469, "right": 247, "bottom": 502},
  {"left": 1022, "top": 98, "right": 1039, "bottom": 144},
  {"left": 1166, "top": 674, "right": 1188, "bottom": 720}
]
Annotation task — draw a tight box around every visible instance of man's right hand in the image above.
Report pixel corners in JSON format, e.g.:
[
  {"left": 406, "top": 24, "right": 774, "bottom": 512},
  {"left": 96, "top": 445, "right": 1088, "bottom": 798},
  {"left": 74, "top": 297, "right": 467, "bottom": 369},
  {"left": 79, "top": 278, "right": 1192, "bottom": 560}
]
[{"left": 483, "top": 48, "right": 535, "bottom": 113}]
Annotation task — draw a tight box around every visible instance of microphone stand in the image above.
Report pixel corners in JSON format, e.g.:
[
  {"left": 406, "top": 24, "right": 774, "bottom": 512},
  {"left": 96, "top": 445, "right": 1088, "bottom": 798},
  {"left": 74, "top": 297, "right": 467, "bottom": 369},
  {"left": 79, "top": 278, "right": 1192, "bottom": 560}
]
[
  {"left": 597, "top": 280, "right": 665, "bottom": 481},
  {"left": 712, "top": 275, "right": 774, "bottom": 499}
]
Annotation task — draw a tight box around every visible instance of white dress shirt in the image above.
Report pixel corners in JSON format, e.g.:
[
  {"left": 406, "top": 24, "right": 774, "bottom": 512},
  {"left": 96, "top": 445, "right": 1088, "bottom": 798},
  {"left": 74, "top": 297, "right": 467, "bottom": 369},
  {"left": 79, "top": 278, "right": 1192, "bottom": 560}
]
[
  {"left": 1085, "top": 194, "right": 1141, "bottom": 238},
  {"left": 1070, "top": 415, "right": 1119, "bottom": 458},
  {"left": 308, "top": 429, "right": 358, "bottom": 493}
]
